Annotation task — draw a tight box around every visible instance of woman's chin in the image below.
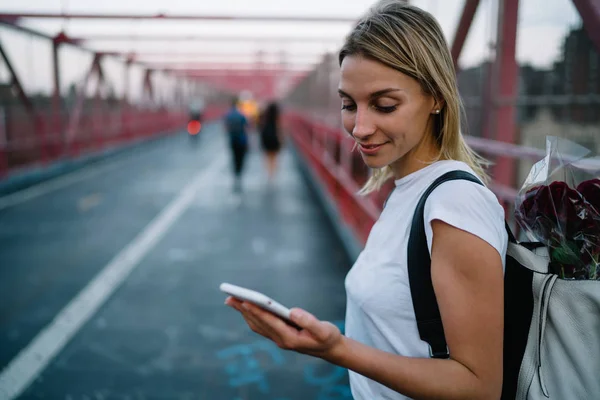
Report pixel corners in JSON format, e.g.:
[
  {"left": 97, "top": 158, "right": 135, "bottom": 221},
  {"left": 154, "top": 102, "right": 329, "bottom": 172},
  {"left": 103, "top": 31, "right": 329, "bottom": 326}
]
[{"left": 361, "top": 155, "right": 389, "bottom": 170}]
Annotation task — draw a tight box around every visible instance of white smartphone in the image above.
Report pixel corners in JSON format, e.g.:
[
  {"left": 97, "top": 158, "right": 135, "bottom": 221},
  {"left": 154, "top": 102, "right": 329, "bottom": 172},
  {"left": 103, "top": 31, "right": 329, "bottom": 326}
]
[{"left": 220, "top": 282, "right": 301, "bottom": 329}]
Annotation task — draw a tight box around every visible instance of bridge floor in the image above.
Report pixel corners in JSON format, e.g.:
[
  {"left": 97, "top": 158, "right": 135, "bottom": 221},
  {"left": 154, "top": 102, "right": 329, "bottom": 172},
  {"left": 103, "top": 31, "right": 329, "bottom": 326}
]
[{"left": 0, "top": 124, "right": 353, "bottom": 400}]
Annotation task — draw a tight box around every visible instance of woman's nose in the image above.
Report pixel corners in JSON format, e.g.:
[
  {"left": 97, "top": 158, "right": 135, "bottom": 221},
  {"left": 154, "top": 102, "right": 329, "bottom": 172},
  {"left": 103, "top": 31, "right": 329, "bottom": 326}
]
[{"left": 352, "top": 108, "right": 376, "bottom": 140}]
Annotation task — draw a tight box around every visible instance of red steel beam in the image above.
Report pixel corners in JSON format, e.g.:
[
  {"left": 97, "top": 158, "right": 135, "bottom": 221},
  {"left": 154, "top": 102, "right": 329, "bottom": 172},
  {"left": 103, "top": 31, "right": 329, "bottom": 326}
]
[
  {"left": 492, "top": 0, "right": 520, "bottom": 199},
  {"left": 0, "top": 41, "right": 35, "bottom": 116},
  {"left": 0, "top": 19, "right": 55, "bottom": 42},
  {"left": 0, "top": 20, "right": 185, "bottom": 80},
  {"left": 0, "top": 12, "right": 356, "bottom": 23},
  {"left": 0, "top": 19, "right": 186, "bottom": 107},
  {"left": 0, "top": 20, "right": 86, "bottom": 49},
  {"left": 124, "top": 52, "right": 324, "bottom": 64},
  {"left": 143, "top": 70, "right": 155, "bottom": 105},
  {"left": 65, "top": 53, "right": 103, "bottom": 146},
  {"left": 571, "top": 0, "right": 600, "bottom": 53},
  {"left": 123, "top": 58, "right": 133, "bottom": 104},
  {"left": 450, "top": 0, "right": 481, "bottom": 69},
  {"left": 73, "top": 34, "right": 341, "bottom": 43},
  {"left": 94, "top": 60, "right": 107, "bottom": 150},
  {"left": 121, "top": 60, "right": 130, "bottom": 139},
  {"left": 126, "top": 51, "right": 322, "bottom": 58},
  {"left": 51, "top": 36, "right": 63, "bottom": 157},
  {"left": 172, "top": 69, "right": 309, "bottom": 77},
  {"left": 148, "top": 62, "right": 314, "bottom": 71},
  {"left": 179, "top": 69, "right": 308, "bottom": 75},
  {"left": 0, "top": 40, "right": 48, "bottom": 164},
  {"left": 179, "top": 71, "right": 307, "bottom": 89}
]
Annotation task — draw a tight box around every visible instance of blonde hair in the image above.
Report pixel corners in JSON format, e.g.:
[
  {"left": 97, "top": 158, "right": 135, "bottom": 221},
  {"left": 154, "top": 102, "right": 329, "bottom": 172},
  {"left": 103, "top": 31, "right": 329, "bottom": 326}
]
[{"left": 339, "top": 0, "right": 490, "bottom": 194}]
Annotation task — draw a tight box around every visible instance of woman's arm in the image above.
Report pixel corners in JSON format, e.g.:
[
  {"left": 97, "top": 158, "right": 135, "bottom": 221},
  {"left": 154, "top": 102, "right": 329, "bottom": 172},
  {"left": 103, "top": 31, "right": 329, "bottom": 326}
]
[{"left": 226, "top": 219, "right": 504, "bottom": 400}]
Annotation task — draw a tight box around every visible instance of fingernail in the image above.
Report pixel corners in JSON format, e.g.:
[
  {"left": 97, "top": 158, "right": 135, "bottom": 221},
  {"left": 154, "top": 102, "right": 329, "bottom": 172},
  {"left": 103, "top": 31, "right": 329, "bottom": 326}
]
[{"left": 241, "top": 303, "right": 249, "bottom": 310}]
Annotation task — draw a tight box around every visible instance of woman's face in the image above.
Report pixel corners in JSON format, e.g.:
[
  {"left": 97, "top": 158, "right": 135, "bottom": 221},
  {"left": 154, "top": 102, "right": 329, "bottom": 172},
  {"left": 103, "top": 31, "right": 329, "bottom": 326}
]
[{"left": 338, "top": 55, "right": 440, "bottom": 179}]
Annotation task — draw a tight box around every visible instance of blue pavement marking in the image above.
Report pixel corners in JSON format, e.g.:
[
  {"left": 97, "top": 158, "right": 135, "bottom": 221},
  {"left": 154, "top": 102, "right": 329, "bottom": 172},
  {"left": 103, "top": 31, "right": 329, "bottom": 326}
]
[{"left": 218, "top": 340, "right": 285, "bottom": 394}]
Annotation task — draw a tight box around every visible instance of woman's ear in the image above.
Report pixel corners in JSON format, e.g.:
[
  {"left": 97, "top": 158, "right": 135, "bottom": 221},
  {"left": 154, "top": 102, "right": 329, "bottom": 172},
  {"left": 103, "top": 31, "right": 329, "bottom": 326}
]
[{"left": 431, "top": 98, "right": 445, "bottom": 114}]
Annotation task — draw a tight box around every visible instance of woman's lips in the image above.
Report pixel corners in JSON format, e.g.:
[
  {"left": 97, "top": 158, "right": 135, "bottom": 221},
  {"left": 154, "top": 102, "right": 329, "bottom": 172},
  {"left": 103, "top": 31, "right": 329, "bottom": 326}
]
[{"left": 358, "top": 142, "right": 386, "bottom": 155}]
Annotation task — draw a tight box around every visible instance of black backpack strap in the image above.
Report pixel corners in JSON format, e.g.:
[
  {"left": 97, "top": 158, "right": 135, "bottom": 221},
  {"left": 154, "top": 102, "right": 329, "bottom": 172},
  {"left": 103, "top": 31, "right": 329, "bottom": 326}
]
[
  {"left": 505, "top": 221, "right": 518, "bottom": 243},
  {"left": 407, "top": 170, "right": 484, "bottom": 359}
]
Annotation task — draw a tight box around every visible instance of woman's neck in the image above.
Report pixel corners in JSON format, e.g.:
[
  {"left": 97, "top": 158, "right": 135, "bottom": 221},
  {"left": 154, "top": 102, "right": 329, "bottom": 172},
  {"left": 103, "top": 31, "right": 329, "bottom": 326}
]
[{"left": 391, "top": 133, "right": 440, "bottom": 180}]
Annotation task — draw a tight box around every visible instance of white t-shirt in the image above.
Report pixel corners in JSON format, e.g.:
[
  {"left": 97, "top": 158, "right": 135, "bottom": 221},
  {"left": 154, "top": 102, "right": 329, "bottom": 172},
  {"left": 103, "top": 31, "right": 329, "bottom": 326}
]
[{"left": 344, "top": 160, "right": 508, "bottom": 400}]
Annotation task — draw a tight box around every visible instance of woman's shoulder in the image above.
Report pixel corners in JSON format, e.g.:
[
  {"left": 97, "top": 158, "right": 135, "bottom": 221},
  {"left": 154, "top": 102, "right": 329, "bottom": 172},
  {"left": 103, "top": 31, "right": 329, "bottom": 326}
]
[
  {"left": 422, "top": 162, "right": 508, "bottom": 257},
  {"left": 423, "top": 161, "right": 493, "bottom": 194},
  {"left": 424, "top": 164, "right": 505, "bottom": 229},
  {"left": 430, "top": 162, "right": 499, "bottom": 202},
  {"left": 390, "top": 160, "right": 501, "bottom": 210},
  {"left": 413, "top": 160, "right": 504, "bottom": 221}
]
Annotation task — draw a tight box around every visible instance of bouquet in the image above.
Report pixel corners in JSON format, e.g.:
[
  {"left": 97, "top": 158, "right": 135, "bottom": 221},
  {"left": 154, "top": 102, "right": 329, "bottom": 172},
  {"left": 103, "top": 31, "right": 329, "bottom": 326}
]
[{"left": 515, "top": 137, "right": 600, "bottom": 280}]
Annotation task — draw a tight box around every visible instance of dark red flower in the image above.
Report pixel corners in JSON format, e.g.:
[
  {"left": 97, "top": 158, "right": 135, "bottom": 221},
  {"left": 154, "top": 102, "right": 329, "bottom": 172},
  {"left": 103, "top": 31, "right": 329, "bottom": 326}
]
[
  {"left": 577, "top": 178, "right": 600, "bottom": 214},
  {"left": 518, "top": 182, "right": 585, "bottom": 246},
  {"left": 517, "top": 179, "right": 600, "bottom": 278}
]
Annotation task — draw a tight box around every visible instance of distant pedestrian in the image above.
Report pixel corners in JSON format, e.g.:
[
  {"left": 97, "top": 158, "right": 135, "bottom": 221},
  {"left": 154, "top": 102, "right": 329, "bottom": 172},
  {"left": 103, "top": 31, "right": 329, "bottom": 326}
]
[
  {"left": 223, "top": 97, "right": 249, "bottom": 193},
  {"left": 258, "top": 102, "right": 283, "bottom": 182}
]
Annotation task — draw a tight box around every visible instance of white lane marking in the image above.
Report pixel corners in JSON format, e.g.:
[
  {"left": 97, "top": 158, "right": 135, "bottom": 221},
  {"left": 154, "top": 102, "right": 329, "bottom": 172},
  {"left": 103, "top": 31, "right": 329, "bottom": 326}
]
[{"left": 0, "top": 154, "right": 226, "bottom": 400}]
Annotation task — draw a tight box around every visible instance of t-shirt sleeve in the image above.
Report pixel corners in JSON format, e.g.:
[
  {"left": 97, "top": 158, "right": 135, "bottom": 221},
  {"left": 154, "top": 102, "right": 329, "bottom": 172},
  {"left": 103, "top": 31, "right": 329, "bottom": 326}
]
[{"left": 423, "top": 180, "right": 508, "bottom": 263}]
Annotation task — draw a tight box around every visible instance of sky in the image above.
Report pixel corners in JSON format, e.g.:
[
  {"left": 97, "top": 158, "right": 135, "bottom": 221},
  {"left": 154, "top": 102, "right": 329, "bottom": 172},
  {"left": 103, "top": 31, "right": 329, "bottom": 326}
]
[{"left": 0, "top": 0, "right": 584, "bottom": 98}]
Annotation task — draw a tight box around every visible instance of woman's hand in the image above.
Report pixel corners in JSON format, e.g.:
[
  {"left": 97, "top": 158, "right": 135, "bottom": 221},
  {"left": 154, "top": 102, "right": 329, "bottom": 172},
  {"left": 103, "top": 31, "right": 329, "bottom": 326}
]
[{"left": 225, "top": 297, "right": 343, "bottom": 359}]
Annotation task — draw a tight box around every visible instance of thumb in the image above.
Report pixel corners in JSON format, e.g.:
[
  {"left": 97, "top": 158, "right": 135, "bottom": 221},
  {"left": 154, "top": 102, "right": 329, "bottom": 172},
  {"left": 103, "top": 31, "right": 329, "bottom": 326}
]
[{"left": 290, "top": 308, "right": 325, "bottom": 335}]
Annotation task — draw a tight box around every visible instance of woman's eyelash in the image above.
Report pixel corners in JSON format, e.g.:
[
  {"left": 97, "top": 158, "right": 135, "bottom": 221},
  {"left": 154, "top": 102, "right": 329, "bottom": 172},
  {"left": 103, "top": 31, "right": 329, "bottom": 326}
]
[
  {"left": 374, "top": 105, "right": 397, "bottom": 113},
  {"left": 340, "top": 104, "right": 397, "bottom": 113}
]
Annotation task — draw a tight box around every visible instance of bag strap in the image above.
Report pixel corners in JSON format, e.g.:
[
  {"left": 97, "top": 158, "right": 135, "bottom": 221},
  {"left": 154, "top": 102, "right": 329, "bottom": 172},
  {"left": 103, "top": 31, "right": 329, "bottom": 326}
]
[{"left": 408, "top": 170, "right": 516, "bottom": 359}]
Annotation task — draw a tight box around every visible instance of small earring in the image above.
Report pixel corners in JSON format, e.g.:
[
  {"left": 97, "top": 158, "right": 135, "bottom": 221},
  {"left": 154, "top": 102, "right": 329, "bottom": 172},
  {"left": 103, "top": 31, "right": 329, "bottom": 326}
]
[{"left": 434, "top": 109, "right": 440, "bottom": 114}]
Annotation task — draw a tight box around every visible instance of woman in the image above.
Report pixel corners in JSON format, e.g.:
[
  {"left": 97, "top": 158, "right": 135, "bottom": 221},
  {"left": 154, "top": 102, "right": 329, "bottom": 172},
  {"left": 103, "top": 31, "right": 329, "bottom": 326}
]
[
  {"left": 259, "top": 101, "right": 283, "bottom": 181},
  {"left": 225, "top": 1, "right": 508, "bottom": 399}
]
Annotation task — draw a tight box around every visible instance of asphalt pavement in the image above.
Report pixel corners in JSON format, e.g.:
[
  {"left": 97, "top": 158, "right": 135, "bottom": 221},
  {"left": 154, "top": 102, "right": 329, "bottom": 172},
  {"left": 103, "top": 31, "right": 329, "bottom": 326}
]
[{"left": 0, "top": 124, "right": 353, "bottom": 400}]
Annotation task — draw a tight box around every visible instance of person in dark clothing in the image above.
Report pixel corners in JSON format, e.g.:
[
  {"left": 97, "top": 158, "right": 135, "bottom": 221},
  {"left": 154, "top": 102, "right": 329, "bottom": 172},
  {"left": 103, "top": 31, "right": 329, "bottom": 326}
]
[
  {"left": 223, "top": 97, "right": 249, "bottom": 193},
  {"left": 258, "top": 102, "right": 283, "bottom": 182}
]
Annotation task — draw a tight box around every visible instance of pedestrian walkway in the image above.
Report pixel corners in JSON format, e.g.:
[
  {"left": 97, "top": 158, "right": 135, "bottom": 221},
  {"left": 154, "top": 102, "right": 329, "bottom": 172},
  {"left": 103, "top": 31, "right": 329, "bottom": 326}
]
[{"left": 0, "top": 124, "right": 353, "bottom": 400}]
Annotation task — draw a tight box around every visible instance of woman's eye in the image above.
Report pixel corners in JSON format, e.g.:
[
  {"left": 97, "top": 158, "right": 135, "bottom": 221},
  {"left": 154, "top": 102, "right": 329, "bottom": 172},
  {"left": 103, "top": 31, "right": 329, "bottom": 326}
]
[
  {"left": 374, "top": 105, "right": 397, "bottom": 113},
  {"left": 341, "top": 103, "right": 356, "bottom": 111}
]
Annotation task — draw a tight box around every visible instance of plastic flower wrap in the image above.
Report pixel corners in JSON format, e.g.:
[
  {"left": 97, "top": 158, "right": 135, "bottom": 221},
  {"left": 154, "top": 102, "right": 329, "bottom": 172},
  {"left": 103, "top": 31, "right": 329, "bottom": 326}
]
[{"left": 515, "top": 136, "right": 600, "bottom": 280}]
